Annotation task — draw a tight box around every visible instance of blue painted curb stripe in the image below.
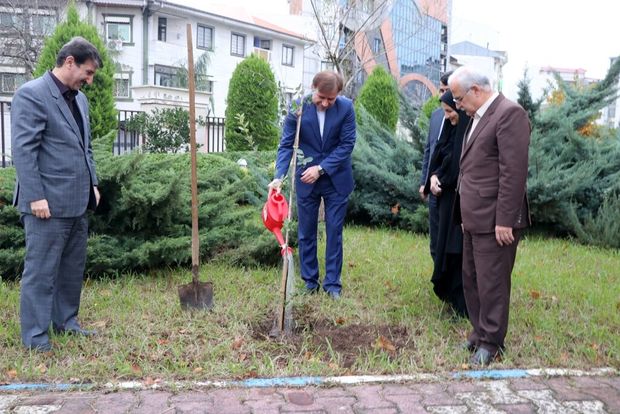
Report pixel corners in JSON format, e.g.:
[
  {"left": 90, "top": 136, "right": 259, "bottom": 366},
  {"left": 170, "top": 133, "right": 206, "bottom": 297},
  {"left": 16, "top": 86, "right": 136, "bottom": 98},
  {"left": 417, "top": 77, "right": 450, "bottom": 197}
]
[
  {"left": 453, "top": 369, "right": 529, "bottom": 379},
  {"left": 231, "top": 376, "right": 324, "bottom": 387},
  {"left": 0, "top": 383, "right": 93, "bottom": 392}
]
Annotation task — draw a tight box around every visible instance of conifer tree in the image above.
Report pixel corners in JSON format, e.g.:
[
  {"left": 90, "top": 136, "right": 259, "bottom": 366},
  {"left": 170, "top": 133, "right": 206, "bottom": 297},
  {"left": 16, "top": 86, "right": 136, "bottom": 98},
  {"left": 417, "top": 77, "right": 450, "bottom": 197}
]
[
  {"left": 34, "top": 4, "right": 117, "bottom": 139},
  {"left": 225, "top": 55, "right": 279, "bottom": 151},
  {"left": 355, "top": 66, "right": 400, "bottom": 132},
  {"left": 517, "top": 68, "right": 541, "bottom": 124}
]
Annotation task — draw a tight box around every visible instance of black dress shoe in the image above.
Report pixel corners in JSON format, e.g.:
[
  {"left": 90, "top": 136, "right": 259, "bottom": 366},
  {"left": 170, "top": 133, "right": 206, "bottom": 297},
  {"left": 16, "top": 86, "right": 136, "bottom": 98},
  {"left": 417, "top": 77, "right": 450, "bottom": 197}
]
[
  {"left": 460, "top": 340, "right": 477, "bottom": 353},
  {"left": 469, "top": 347, "right": 498, "bottom": 367},
  {"left": 27, "top": 342, "right": 52, "bottom": 352},
  {"left": 53, "top": 327, "right": 97, "bottom": 337},
  {"left": 326, "top": 291, "right": 341, "bottom": 300}
]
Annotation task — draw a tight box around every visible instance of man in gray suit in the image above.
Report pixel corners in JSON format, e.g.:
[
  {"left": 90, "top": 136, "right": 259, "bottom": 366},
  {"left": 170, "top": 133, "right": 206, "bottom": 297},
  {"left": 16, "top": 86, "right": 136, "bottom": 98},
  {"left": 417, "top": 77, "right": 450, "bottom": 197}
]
[
  {"left": 450, "top": 66, "right": 530, "bottom": 366},
  {"left": 12, "top": 37, "right": 102, "bottom": 352},
  {"left": 419, "top": 72, "right": 451, "bottom": 261}
]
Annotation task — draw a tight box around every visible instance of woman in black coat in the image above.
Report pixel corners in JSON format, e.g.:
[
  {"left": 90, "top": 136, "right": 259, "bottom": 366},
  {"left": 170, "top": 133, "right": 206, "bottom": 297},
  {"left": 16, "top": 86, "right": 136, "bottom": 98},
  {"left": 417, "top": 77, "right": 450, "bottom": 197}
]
[{"left": 424, "top": 90, "right": 471, "bottom": 317}]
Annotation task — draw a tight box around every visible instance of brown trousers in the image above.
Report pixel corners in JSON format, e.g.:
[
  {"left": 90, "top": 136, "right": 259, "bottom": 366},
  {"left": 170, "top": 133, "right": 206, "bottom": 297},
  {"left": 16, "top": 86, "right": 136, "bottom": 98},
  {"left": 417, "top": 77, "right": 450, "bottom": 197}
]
[{"left": 462, "top": 230, "right": 521, "bottom": 354}]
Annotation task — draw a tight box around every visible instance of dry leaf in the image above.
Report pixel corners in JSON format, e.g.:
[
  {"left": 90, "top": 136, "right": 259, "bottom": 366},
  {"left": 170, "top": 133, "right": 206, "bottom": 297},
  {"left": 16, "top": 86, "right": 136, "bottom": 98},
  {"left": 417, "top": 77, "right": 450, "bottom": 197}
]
[
  {"left": 37, "top": 364, "right": 47, "bottom": 374},
  {"left": 374, "top": 335, "right": 396, "bottom": 354},
  {"left": 144, "top": 376, "right": 155, "bottom": 386},
  {"left": 335, "top": 317, "right": 346, "bottom": 325},
  {"left": 131, "top": 364, "right": 142, "bottom": 375},
  {"left": 238, "top": 353, "right": 248, "bottom": 362},
  {"left": 157, "top": 339, "right": 170, "bottom": 345},
  {"left": 530, "top": 290, "right": 541, "bottom": 299},
  {"left": 591, "top": 343, "right": 599, "bottom": 351},
  {"left": 534, "top": 335, "right": 543, "bottom": 342},
  {"left": 193, "top": 367, "right": 204, "bottom": 373},
  {"left": 385, "top": 280, "right": 394, "bottom": 289},
  {"left": 69, "top": 377, "right": 81, "bottom": 384},
  {"left": 232, "top": 337, "right": 244, "bottom": 350},
  {"left": 303, "top": 351, "right": 313, "bottom": 360},
  {"left": 348, "top": 261, "right": 356, "bottom": 268},
  {"left": 244, "top": 370, "right": 258, "bottom": 378},
  {"left": 6, "top": 369, "right": 17, "bottom": 380},
  {"left": 328, "top": 362, "right": 339, "bottom": 369}
]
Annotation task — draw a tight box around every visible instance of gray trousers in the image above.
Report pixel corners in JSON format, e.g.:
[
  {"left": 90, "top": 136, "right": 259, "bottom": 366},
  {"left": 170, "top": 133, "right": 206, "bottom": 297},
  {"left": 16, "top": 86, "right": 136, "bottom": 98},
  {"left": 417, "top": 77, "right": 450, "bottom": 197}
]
[{"left": 20, "top": 214, "right": 88, "bottom": 348}]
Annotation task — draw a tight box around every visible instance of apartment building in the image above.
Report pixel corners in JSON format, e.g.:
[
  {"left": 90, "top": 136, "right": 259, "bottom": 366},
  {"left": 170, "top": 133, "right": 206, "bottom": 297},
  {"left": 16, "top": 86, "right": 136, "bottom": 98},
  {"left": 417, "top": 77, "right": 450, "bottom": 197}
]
[{"left": 81, "top": 0, "right": 310, "bottom": 118}]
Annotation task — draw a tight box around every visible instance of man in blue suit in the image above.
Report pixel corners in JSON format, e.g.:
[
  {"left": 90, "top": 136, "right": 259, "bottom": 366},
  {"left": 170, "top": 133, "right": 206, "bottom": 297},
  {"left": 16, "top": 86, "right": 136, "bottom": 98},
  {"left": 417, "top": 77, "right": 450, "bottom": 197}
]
[
  {"left": 12, "top": 37, "right": 102, "bottom": 351},
  {"left": 419, "top": 71, "right": 451, "bottom": 261},
  {"left": 270, "top": 71, "right": 356, "bottom": 300}
]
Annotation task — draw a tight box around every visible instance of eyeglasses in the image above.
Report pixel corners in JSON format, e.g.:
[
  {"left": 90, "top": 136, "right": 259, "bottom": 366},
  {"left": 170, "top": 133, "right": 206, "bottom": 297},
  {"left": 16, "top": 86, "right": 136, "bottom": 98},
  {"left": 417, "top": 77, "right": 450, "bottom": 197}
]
[{"left": 453, "top": 87, "right": 472, "bottom": 103}]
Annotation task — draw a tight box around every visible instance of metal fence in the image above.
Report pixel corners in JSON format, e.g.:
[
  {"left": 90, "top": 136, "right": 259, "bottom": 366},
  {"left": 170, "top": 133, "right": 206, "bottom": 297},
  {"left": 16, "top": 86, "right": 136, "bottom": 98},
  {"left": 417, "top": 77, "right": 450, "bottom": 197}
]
[
  {"left": 0, "top": 106, "right": 227, "bottom": 167},
  {"left": 205, "top": 116, "right": 226, "bottom": 153},
  {"left": 1, "top": 101, "right": 11, "bottom": 168}
]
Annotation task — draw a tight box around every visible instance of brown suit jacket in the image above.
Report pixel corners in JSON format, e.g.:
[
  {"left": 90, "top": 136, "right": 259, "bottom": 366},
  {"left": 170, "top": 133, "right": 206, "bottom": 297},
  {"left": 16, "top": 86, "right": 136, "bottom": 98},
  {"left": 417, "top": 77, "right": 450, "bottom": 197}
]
[{"left": 456, "top": 94, "right": 531, "bottom": 233}]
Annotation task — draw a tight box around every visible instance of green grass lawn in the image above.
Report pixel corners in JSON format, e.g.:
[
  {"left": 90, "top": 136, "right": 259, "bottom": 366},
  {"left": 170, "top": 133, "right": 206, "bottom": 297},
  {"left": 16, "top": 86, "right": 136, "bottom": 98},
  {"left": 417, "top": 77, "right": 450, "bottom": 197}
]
[{"left": 1, "top": 226, "right": 618, "bottom": 383}]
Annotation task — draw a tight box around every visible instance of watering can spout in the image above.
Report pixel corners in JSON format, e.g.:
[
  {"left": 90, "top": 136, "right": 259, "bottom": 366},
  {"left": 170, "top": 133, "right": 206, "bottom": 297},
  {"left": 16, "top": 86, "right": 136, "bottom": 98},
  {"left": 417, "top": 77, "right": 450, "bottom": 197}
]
[{"left": 262, "top": 188, "right": 288, "bottom": 248}]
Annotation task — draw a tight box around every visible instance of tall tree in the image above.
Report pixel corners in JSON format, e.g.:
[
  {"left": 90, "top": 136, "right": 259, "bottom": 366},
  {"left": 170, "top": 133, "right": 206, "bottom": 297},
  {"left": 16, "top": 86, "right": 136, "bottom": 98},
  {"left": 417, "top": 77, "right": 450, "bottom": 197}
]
[
  {"left": 355, "top": 65, "right": 399, "bottom": 132},
  {"left": 34, "top": 4, "right": 117, "bottom": 139},
  {"left": 516, "top": 68, "right": 540, "bottom": 124},
  {"left": 225, "top": 54, "right": 279, "bottom": 151}
]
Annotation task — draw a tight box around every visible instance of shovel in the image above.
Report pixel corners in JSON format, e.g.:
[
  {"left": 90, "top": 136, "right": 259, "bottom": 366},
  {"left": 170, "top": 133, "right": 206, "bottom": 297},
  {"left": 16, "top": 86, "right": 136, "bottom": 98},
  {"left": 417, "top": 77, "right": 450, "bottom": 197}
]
[{"left": 178, "top": 23, "right": 213, "bottom": 310}]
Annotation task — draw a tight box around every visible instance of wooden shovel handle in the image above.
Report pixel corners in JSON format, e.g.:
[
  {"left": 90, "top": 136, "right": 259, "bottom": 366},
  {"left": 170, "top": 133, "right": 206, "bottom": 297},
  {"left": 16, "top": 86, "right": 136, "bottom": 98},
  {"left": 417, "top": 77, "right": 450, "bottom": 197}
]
[{"left": 187, "top": 24, "right": 199, "bottom": 278}]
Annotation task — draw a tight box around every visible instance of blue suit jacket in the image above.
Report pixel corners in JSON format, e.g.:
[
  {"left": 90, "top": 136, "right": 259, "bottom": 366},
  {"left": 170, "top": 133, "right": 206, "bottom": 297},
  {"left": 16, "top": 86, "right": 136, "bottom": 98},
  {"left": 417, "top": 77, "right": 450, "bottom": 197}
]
[
  {"left": 12, "top": 71, "right": 98, "bottom": 217},
  {"left": 275, "top": 95, "right": 356, "bottom": 198},
  {"left": 420, "top": 107, "right": 445, "bottom": 186}
]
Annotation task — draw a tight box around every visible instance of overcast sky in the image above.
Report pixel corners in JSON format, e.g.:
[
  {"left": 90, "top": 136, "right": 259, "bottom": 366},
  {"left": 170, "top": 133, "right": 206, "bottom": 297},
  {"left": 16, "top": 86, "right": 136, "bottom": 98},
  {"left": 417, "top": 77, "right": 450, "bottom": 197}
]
[{"left": 199, "top": 0, "right": 620, "bottom": 100}]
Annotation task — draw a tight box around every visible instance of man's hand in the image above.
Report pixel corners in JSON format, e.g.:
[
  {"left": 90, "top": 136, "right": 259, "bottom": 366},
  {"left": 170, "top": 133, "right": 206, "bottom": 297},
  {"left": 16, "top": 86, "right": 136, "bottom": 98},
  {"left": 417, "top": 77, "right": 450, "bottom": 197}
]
[
  {"left": 94, "top": 186, "right": 101, "bottom": 206},
  {"left": 495, "top": 225, "right": 515, "bottom": 246},
  {"left": 268, "top": 178, "right": 283, "bottom": 193},
  {"left": 301, "top": 165, "right": 321, "bottom": 184},
  {"left": 30, "top": 199, "right": 51, "bottom": 219},
  {"left": 430, "top": 175, "right": 442, "bottom": 196},
  {"left": 419, "top": 185, "right": 427, "bottom": 201}
]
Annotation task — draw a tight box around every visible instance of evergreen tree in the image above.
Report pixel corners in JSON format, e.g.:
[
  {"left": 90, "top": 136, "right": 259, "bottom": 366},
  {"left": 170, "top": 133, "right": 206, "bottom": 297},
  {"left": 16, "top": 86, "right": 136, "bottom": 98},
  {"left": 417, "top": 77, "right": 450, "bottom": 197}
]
[
  {"left": 355, "top": 66, "right": 400, "bottom": 132},
  {"left": 527, "top": 57, "right": 620, "bottom": 246},
  {"left": 348, "top": 106, "right": 426, "bottom": 231},
  {"left": 225, "top": 55, "right": 279, "bottom": 151},
  {"left": 34, "top": 4, "right": 117, "bottom": 140},
  {"left": 516, "top": 68, "right": 541, "bottom": 124}
]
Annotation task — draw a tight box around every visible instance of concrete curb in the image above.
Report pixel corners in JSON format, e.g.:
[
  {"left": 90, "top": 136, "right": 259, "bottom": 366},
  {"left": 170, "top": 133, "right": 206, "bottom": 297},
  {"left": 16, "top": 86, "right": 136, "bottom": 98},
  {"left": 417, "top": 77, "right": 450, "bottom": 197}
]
[{"left": 1, "top": 367, "right": 617, "bottom": 393}]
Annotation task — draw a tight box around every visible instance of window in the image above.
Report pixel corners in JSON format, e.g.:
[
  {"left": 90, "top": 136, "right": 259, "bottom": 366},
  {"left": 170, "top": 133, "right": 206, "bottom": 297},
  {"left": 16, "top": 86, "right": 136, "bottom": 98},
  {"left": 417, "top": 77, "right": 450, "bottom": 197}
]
[
  {"left": 31, "top": 14, "right": 56, "bottom": 36},
  {"left": 282, "top": 45, "right": 294, "bottom": 66},
  {"left": 104, "top": 15, "right": 132, "bottom": 43},
  {"left": 0, "top": 73, "right": 26, "bottom": 93},
  {"left": 196, "top": 76, "right": 213, "bottom": 93},
  {"left": 154, "top": 64, "right": 180, "bottom": 88},
  {"left": 321, "top": 60, "right": 335, "bottom": 72},
  {"left": 114, "top": 78, "right": 130, "bottom": 98},
  {"left": 373, "top": 37, "right": 382, "bottom": 54},
  {"left": 0, "top": 12, "right": 24, "bottom": 32},
  {"left": 197, "top": 24, "right": 213, "bottom": 50},
  {"left": 230, "top": 33, "right": 245, "bottom": 57},
  {"left": 158, "top": 17, "right": 166, "bottom": 42},
  {"left": 253, "top": 37, "right": 271, "bottom": 50}
]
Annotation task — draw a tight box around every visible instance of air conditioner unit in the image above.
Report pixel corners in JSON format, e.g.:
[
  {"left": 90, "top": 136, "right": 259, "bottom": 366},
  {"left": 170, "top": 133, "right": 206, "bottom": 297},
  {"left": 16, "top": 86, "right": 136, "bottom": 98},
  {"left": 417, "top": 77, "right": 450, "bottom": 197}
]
[
  {"left": 107, "top": 39, "right": 124, "bottom": 52},
  {"left": 253, "top": 47, "right": 270, "bottom": 62}
]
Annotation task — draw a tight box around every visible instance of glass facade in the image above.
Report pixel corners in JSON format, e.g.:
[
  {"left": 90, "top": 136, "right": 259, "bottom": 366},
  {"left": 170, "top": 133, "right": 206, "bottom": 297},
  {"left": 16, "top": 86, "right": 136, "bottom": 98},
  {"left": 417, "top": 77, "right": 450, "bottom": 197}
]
[{"left": 390, "top": 0, "right": 443, "bottom": 106}]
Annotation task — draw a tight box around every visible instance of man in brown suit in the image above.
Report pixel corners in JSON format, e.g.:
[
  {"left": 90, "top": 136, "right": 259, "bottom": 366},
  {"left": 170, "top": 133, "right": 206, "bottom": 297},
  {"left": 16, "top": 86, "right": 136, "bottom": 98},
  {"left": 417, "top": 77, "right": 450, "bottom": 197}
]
[{"left": 449, "top": 66, "right": 531, "bottom": 366}]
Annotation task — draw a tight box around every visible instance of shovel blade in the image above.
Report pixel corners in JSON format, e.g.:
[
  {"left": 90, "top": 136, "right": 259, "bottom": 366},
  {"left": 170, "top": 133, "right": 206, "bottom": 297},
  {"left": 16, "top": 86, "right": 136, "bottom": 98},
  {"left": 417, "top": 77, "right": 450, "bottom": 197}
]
[{"left": 178, "top": 280, "right": 214, "bottom": 310}]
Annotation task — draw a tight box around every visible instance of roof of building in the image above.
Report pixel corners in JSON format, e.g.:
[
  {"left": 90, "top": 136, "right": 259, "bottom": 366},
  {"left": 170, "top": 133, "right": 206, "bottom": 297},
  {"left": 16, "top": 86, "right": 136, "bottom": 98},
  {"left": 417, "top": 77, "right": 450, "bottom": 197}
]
[
  {"left": 88, "top": 0, "right": 309, "bottom": 42},
  {"left": 539, "top": 66, "right": 587, "bottom": 75},
  {"left": 167, "top": 0, "right": 309, "bottom": 42},
  {"left": 451, "top": 41, "right": 506, "bottom": 59}
]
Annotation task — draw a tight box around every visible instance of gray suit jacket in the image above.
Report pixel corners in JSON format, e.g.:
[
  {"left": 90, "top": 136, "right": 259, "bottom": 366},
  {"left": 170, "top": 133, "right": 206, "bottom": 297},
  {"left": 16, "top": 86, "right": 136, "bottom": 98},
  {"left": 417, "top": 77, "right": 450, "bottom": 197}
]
[
  {"left": 11, "top": 71, "right": 98, "bottom": 218},
  {"left": 420, "top": 108, "right": 445, "bottom": 186}
]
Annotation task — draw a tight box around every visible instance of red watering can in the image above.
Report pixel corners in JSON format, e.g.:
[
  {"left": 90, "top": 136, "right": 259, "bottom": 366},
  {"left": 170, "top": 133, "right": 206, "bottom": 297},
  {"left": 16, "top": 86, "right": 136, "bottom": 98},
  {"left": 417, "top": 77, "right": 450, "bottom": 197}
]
[{"left": 262, "top": 188, "right": 288, "bottom": 248}]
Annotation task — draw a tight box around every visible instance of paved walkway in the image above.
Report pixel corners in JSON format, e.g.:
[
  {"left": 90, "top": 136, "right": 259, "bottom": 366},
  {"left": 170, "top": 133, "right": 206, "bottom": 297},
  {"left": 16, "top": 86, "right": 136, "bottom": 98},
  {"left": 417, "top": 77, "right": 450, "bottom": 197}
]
[{"left": 1, "top": 372, "right": 618, "bottom": 413}]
